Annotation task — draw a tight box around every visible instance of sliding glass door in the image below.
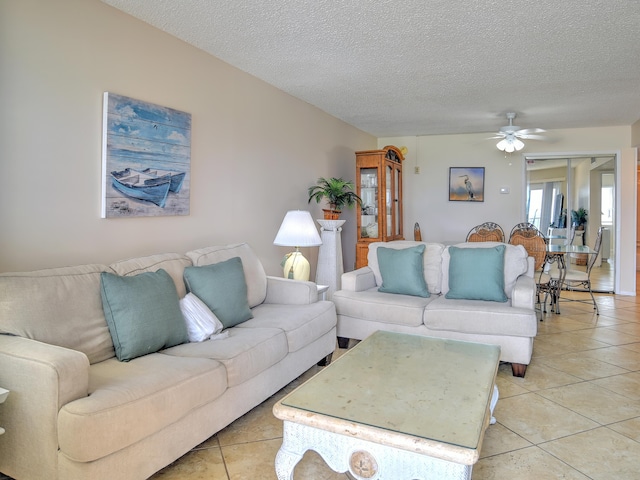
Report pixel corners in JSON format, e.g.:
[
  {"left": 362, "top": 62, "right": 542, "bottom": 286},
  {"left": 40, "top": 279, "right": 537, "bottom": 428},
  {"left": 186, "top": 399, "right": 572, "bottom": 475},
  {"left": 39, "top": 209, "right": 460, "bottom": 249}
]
[{"left": 525, "top": 155, "right": 616, "bottom": 293}]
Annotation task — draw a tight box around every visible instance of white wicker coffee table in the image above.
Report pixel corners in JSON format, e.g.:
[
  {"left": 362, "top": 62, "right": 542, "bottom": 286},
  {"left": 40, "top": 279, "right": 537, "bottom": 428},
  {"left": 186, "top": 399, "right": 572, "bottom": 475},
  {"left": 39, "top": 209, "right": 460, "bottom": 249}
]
[{"left": 273, "top": 331, "right": 500, "bottom": 480}]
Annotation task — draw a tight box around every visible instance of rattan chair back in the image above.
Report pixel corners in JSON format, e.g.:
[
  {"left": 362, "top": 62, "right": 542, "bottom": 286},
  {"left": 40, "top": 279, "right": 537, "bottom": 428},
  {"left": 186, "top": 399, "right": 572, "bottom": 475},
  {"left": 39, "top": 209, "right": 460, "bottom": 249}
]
[
  {"left": 466, "top": 222, "right": 505, "bottom": 243},
  {"left": 509, "top": 224, "right": 547, "bottom": 271}
]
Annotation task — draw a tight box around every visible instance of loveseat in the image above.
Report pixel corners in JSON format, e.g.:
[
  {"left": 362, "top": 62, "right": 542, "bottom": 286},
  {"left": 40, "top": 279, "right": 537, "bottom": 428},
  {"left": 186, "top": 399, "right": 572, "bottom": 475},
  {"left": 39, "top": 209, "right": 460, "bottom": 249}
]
[
  {"left": 332, "top": 241, "right": 537, "bottom": 377},
  {"left": 0, "top": 243, "right": 337, "bottom": 480}
]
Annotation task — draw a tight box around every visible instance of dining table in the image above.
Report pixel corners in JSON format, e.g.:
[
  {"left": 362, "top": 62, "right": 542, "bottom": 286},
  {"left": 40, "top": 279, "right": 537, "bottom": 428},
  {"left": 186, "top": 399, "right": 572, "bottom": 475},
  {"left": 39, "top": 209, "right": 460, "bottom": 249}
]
[{"left": 543, "top": 244, "right": 598, "bottom": 314}]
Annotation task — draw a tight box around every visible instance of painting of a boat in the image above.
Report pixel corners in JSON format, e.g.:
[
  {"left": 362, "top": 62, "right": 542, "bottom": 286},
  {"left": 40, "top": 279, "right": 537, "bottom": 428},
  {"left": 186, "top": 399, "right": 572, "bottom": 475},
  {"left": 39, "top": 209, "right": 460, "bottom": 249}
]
[
  {"left": 102, "top": 93, "right": 191, "bottom": 218},
  {"left": 138, "top": 168, "right": 186, "bottom": 193},
  {"left": 111, "top": 168, "right": 171, "bottom": 208}
]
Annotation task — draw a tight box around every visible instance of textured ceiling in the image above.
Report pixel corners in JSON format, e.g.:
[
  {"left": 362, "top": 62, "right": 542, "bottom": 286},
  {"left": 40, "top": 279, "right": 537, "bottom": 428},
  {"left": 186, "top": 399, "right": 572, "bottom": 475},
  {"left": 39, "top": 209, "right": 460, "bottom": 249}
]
[{"left": 101, "top": 0, "right": 640, "bottom": 137}]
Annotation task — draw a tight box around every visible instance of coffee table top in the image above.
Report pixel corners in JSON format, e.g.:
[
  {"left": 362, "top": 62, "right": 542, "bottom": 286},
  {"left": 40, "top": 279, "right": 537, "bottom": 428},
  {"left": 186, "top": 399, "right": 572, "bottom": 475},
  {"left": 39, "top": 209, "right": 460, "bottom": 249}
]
[{"left": 275, "top": 331, "right": 499, "bottom": 463}]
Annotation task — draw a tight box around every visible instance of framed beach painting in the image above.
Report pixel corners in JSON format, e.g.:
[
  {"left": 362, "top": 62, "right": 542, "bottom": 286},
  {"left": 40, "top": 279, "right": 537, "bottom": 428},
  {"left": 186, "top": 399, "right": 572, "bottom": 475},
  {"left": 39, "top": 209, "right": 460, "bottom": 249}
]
[
  {"left": 449, "top": 167, "right": 484, "bottom": 202},
  {"left": 101, "top": 93, "right": 191, "bottom": 218}
]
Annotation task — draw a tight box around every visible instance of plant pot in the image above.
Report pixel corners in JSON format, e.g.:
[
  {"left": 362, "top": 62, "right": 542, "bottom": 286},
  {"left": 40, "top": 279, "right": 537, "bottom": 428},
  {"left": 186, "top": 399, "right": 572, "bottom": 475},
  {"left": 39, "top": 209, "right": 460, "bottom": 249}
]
[{"left": 322, "top": 209, "right": 341, "bottom": 220}]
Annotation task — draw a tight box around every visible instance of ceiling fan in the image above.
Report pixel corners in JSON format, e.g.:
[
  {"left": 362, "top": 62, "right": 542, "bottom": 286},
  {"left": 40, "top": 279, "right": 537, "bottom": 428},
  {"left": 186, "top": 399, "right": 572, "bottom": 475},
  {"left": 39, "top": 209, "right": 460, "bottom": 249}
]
[{"left": 491, "top": 112, "right": 546, "bottom": 152}]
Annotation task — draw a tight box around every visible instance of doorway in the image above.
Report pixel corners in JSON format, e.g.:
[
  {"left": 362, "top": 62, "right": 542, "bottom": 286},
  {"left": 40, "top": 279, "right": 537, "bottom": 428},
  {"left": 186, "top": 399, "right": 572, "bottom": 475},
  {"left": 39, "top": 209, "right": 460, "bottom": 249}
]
[{"left": 525, "top": 154, "right": 616, "bottom": 293}]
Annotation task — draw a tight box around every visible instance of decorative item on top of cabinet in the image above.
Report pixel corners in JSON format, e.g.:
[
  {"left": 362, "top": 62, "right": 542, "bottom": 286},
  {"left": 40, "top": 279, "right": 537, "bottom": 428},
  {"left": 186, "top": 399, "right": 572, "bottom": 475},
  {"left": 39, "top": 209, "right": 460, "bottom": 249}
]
[{"left": 355, "top": 145, "right": 404, "bottom": 268}]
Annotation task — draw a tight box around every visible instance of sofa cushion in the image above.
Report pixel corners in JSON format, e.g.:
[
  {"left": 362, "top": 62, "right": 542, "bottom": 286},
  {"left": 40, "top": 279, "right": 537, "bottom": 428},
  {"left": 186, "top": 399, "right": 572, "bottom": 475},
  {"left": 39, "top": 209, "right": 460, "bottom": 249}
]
[
  {"left": 377, "top": 245, "right": 429, "bottom": 297},
  {"left": 58, "top": 353, "right": 227, "bottom": 462},
  {"left": 109, "top": 252, "right": 193, "bottom": 298},
  {"left": 186, "top": 243, "right": 267, "bottom": 308},
  {"left": 0, "top": 264, "right": 115, "bottom": 364},
  {"left": 441, "top": 242, "right": 529, "bottom": 298},
  {"left": 239, "top": 301, "right": 337, "bottom": 352},
  {"left": 100, "top": 269, "right": 189, "bottom": 361},
  {"left": 425, "top": 297, "right": 538, "bottom": 337},
  {"left": 445, "top": 245, "right": 508, "bottom": 302},
  {"left": 161, "top": 326, "right": 288, "bottom": 387},
  {"left": 180, "top": 293, "right": 225, "bottom": 342},
  {"left": 183, "top": 257, "right": 254, "bottom": 328},
  {"left": 332, "top": 288, "right": 434, "bottom": 327},
  {"left": 367, "top": 241, "right": 444, "bottom": 294}
]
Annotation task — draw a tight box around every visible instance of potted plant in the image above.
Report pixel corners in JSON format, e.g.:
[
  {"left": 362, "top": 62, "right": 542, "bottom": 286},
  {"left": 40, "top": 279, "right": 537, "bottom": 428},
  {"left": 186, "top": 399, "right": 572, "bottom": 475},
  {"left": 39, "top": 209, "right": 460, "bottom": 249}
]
[
  {"left": 571, "top": 208, "right": 588, "bottom": 229},
  {"left": 308, "top": 177, "right": 362, "bottom": 220},
  {"left": 571, "top": 207, "right": 588, "bottom": 265}
]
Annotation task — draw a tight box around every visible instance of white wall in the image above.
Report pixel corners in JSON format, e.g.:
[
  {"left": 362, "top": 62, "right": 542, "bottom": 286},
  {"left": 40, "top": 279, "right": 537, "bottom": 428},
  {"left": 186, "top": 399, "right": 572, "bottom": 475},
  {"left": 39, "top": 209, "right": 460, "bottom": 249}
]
[
  {"left": 0, "top": 0, "right": 375, "bottom": 274},
  {"left": 380, "top": 128, "right": 637, "bottom": 294}
]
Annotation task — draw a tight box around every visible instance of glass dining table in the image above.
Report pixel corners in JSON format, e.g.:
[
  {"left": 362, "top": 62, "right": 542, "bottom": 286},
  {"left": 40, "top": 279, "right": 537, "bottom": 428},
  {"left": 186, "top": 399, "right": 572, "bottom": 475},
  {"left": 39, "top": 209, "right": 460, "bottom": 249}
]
[{"left": 543, "top": 244, "right": 597, "bottom": 314}]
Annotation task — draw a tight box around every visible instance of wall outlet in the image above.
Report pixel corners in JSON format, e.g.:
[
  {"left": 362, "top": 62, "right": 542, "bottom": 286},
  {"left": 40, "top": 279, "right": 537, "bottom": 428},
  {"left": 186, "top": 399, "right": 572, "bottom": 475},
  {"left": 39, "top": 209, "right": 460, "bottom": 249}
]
[
  {"left": 414, "top": 166, "right": 420, "bottom": 174},
  {"left": 500, "top": 186, "right": 510, "bottom": 194}
]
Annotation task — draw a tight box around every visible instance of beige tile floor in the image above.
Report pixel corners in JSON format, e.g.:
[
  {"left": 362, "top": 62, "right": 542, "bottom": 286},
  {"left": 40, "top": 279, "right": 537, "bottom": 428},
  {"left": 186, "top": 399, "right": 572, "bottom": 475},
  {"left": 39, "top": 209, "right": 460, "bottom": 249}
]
[
  {"left": 1, "top": 265, "right": 636, "bottom": 480},
  {"left": 147, "top": 271, "right": 639, "bottom": 480}
]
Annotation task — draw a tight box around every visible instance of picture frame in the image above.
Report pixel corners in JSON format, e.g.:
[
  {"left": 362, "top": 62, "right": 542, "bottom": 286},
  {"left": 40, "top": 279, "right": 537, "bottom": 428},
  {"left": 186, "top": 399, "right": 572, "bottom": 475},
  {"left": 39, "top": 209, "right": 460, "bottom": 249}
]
[
  {"left": 101, "top": 92, "right": 191, "bottom": 218},
  {"left": 449, "top": 167, "right": 484, "bottom": 202}
]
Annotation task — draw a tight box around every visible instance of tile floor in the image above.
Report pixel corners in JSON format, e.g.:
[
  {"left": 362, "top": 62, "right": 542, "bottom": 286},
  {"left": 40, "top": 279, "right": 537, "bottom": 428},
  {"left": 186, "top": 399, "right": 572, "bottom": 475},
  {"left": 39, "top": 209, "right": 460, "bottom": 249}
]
[
  {"left": 148, "top": 276, "right": 639, "bottom": 479},
  {"left": 2, "top": 266, "right": 637, "bottom": 480}
]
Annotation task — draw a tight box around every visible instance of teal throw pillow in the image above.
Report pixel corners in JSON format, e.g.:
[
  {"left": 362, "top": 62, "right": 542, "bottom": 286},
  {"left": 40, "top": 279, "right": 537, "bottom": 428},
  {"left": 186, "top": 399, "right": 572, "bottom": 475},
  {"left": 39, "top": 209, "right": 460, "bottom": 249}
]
[
  {"left": 445, "top": 245, "right": 508, "bottom": 302},
  {"left": 100, "top": 269, "right": 188, "bottom": 362},
  {"left": 183, "top": 256, "right": 253, "bottom": 328},
  {"left": 377, "top": 245, "right": 429, "bottom": 297}
]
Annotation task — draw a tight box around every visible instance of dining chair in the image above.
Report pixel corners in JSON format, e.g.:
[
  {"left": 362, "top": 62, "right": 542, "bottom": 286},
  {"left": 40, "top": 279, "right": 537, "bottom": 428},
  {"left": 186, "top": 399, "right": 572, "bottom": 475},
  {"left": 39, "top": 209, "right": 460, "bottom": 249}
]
[
  {"left": 508, "top": 223, "right": 550, "bottom": 317},
  {"left": 466, "top": 222, "right": 505, "bottom": 243},
  {"left": 550, "top": 226, "right": 603, "bottom": 315}
]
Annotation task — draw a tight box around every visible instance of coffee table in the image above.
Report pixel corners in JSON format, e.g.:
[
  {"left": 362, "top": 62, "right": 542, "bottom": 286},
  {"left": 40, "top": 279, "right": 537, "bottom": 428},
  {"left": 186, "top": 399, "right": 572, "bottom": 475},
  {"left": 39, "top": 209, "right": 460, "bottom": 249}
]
[{"left": 273, "top": 331, "right": 500, "bottom": 480}]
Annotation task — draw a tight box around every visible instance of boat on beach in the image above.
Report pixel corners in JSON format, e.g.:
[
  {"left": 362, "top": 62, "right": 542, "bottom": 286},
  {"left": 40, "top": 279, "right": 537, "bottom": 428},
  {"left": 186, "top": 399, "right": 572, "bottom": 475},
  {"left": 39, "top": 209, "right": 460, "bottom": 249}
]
[
  {"left": 110, "top": 168, "right": 171, "bottom": 208},
  {"left": 137, "top": 168, "right": 186, "bottom": 193}
]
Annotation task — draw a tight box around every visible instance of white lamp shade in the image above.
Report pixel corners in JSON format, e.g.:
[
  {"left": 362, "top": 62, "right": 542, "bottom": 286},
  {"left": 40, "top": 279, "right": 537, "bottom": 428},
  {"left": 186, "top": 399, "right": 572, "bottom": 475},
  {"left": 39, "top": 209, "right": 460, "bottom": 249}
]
[{"left": 274, "top": 210, "right": 322, "bottom": 247}]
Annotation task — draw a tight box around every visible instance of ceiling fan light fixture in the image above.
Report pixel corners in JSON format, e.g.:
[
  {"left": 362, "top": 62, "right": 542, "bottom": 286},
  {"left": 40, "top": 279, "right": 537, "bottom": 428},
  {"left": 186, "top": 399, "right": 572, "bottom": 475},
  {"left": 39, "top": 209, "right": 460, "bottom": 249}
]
[
  {"left": 513, "top": 138, "right": 525, "bottom": 151},
  {"left": 496, "top": 136, "right": 525, "bottom": 153}
]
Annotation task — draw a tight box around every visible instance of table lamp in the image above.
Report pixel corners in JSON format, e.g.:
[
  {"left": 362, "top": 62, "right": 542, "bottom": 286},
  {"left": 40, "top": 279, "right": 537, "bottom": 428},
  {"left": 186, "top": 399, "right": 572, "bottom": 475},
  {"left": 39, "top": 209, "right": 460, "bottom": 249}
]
[{"left": 273, "top": 210, "right": 322, "bottom": 281}]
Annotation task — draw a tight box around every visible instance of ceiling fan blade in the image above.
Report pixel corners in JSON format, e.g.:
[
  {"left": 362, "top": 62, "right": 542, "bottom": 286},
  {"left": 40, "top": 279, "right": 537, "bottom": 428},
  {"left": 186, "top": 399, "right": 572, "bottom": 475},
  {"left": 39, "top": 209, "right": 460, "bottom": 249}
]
[
  {"left": 518, "top": 134, "right": 547, "bottom": 140},
  {"left": 516, "top": 128, "right": 546, "bottom": 135},
  {"left": 487, "top": 135, "right": 505, "bottom": 139}
]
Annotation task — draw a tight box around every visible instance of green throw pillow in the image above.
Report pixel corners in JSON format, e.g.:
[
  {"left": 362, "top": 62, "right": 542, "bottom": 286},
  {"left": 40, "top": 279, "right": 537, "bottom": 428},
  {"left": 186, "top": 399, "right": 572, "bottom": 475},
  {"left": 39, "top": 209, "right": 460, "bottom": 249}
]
[
  {"left": 377, "top": 245, "right": 429, "bottom": 297},
  {"left": 183, "top": 256, "right": 253, "bottom": 328},
  {"left": 445, "top": 245, "right": 508, "bottom": 302},
  {"left": 100, "top": 269, "right": 188, "bottom": 362}
]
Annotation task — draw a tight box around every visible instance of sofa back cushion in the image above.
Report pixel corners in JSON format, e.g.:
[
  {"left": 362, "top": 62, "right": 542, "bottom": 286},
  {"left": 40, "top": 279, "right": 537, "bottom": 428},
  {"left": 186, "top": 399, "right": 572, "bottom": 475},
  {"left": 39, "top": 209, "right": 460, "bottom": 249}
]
[
  {"left": 441, "top": 242, "right": 529, "bottom": 299},
  {"left": 0, "top": 264, "right": 115, "bottom": 364},
  {"left": 185, "top": 243, "right": 267, "bottom": 308},
  {"left": 368, "top": 241, "right": 445, "bottom": 294},
  {"left": 110, "top": 253, "right": 193, "bottom": 298}
]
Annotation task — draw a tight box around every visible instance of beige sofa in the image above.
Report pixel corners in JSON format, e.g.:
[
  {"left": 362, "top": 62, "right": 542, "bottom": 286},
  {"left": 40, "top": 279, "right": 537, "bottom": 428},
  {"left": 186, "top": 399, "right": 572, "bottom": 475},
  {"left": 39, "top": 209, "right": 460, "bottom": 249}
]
[
  {"left": 0, "top": 243, "right": 337, "bottom": 480},
  {"left": 333, "top": 241, "right": 537, "bottom": 377}
]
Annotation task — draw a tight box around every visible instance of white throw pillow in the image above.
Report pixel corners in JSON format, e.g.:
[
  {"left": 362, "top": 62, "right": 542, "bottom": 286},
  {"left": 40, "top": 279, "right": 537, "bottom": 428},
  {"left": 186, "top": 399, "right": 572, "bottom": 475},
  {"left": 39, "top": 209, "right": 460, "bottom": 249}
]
[{"left": 179, "top": 293, "right": 225, "bottom": 342}]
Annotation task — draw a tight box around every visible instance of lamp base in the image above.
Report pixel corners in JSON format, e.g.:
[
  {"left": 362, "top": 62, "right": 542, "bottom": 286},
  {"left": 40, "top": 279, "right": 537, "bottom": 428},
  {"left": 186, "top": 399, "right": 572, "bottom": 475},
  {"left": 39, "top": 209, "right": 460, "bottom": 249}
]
[{"left": 282, "top": 251, "right": 310, "bottom": 281}]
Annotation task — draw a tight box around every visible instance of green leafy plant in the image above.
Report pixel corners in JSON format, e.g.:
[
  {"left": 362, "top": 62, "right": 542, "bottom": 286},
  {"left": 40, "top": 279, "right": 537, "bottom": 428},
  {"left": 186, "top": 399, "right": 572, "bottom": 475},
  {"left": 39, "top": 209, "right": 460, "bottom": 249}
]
[
  {"left": 571, "top": 208, "right": 588, "bottom": 227},
  {"left": 307, "top": 177, "right": 362, "bottom": 213}
]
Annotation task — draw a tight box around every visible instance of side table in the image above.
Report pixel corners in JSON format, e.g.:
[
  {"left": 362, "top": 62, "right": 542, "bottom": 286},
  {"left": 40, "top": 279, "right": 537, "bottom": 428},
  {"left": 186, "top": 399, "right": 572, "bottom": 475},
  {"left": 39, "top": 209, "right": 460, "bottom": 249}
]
[{"left": 317, "top": 284, "right": 329, "bottom": 301}]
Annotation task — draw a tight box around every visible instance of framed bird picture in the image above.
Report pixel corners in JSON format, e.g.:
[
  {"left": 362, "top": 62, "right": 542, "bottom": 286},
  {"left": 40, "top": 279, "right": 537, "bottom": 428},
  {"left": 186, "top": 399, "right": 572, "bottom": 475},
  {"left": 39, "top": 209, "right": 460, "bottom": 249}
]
[{"left": 449, "top": 167, "right": 484, "bottom": 202}]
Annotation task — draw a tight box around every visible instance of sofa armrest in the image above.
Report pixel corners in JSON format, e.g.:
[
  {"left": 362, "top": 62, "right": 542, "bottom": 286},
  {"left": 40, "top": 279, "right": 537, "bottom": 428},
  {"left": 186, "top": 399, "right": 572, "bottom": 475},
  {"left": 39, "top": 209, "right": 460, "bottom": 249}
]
[
  {"left": 341, "top": 267, "right": 377, "bottom": 292},
  {"left": 0, "top": 334, "right": 89, "bottom": 479},
  {"left": 511, "top": 274, "right": 535, "bottom": 310},
  {"left": 264, "top": 276, "right": 318, "bottom": 305}
]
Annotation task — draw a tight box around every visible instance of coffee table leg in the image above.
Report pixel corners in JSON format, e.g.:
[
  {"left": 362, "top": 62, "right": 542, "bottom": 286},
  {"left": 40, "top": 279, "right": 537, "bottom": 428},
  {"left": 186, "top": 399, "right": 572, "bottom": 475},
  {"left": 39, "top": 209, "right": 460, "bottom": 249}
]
[
  {"left": 275, "top": 422, "right": 305, "bottom": 480},
  {"left": 490, "top": 384, "right": 499, "bottom": 425},
  {"left": 276, "top": 421, "right": 474, "bottom": 480}
]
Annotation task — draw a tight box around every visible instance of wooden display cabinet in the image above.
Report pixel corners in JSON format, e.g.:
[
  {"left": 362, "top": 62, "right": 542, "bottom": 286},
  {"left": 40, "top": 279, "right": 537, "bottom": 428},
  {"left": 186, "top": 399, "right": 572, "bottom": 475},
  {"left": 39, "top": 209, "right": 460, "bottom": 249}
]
[{"left": 355, "top": 145, "right": 404, "bottom": 268}]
